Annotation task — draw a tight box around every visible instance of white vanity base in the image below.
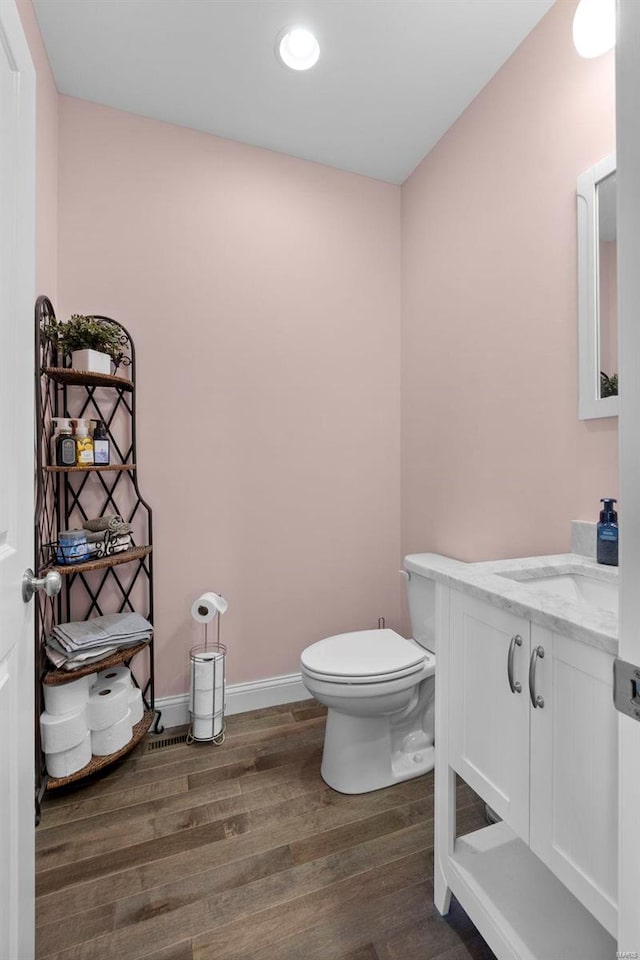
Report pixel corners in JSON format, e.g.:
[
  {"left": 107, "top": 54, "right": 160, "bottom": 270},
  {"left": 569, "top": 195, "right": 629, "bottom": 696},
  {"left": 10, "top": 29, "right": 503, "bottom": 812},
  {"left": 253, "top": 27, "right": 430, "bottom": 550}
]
[{"left": 439, "top": 817, "right": 615, "bottom": 960}]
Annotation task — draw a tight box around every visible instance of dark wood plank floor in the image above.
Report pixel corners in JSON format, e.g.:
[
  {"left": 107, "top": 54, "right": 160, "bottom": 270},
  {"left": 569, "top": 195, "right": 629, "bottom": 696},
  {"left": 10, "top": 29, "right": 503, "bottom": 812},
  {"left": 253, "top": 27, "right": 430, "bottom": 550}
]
[{"left": 36, "top": 700, "right": 496, "bottom": 960}]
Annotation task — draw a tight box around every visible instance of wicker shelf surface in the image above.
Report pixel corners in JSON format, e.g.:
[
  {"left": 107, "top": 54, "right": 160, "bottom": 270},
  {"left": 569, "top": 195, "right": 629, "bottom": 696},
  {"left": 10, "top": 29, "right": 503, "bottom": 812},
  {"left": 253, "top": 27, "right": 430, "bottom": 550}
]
[
  {"left": 45, "top": 710, "right": 155, "bottom": 790},
  {"left": 43, "top": 367, "right": 134, "bottom": 392},
  {"left": 44, "top": 544, "right": 152, "bottom": 576},
  {"left": 42, "top": 639, "right": 151, "bottom": 686},
  {"left": 45, "top": 464, "right": 136, "bottom": 473}
]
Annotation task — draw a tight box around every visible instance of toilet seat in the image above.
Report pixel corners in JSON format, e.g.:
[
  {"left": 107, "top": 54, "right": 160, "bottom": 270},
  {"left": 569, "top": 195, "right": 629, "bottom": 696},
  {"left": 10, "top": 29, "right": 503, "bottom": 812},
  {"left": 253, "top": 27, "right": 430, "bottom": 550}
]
[{"left": 300, "top": 629, "right": 429, "bottom": 684}]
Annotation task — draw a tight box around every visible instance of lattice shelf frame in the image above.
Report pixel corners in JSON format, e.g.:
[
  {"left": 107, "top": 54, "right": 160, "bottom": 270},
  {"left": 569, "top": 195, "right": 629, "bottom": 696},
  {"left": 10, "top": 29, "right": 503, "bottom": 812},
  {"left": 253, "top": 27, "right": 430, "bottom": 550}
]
[{"left": 34, "top": 296, "right": 163, "bottom": 809}]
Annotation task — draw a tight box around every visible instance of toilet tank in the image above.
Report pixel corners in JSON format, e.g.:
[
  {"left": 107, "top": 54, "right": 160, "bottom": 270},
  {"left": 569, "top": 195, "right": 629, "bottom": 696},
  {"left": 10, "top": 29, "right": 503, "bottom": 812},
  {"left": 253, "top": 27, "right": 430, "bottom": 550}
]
[{"left": 405, "top": 567, "right": 436, "bottom": 653}]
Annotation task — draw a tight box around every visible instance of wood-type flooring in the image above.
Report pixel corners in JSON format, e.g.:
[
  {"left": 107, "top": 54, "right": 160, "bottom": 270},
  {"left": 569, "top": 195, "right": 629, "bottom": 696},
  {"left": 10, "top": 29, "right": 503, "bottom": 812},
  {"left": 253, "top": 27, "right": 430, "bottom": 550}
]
[{"left": 35, "top": 700, "right": 496, "bottom": 960}]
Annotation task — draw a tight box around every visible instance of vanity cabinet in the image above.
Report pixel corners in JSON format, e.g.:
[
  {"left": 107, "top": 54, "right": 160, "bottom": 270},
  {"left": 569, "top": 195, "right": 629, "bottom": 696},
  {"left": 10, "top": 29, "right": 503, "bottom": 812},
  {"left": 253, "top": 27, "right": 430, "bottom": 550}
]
[
  {"left": 529, "top": 627, "right": 618, "bottom": 935},
  {"left": 448, "top": 595, "right": 531, "bottom": 842},
  {"left": 440, "top": 587, "right": 618, "bottom": 957}
]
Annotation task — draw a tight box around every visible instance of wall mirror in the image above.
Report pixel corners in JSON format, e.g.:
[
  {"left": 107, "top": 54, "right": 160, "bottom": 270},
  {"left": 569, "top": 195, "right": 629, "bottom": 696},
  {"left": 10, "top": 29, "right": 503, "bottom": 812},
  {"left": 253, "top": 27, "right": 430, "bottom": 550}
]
[{"left": 577, "top": 153, "right": 617, "bottom": 419}]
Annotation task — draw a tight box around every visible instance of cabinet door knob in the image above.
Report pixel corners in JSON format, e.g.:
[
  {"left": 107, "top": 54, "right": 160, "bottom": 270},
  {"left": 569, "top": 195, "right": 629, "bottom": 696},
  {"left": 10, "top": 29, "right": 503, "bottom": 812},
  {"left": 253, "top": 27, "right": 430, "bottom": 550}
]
[
  {"left": 529, "top": 644, "right": 545, "bottom": 708},
  {"left": 507, "top": 634, "right": 523, "bottom": 694}
]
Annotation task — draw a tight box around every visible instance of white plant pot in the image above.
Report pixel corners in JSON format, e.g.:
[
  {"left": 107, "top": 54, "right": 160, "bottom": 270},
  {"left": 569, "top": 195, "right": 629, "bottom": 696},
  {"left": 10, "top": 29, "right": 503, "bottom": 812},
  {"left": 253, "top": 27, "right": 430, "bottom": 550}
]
[{"left": 71, "top": 349, "right": 112, "bottom": 375}]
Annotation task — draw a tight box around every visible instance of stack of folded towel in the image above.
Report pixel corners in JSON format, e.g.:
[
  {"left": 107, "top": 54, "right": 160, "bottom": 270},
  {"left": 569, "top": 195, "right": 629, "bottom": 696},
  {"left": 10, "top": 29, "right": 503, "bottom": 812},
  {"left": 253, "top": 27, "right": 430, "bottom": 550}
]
[
  {"left": 83, "top": 515, "right": 133, "bottom": 558},
  {"left": 46, "top": 612, "right": 153, "bottom": 671}
]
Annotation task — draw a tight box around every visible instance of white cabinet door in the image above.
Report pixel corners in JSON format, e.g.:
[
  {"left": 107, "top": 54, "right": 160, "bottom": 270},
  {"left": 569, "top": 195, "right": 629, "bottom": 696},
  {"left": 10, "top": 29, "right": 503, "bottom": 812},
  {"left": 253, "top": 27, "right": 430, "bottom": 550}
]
[
  {"left": 530, "top": 626, "right": 618, "bottom": 937},
  {"left": 449, "top": 593, "right": 531, "bottom": 842}
]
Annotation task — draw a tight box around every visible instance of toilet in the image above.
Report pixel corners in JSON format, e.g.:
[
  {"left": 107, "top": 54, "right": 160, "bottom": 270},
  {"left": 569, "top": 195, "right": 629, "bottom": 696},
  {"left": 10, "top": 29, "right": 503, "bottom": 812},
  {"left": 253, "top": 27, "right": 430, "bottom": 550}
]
[{"left": 300, "top": 567, "right": 436, "bottom": 794}]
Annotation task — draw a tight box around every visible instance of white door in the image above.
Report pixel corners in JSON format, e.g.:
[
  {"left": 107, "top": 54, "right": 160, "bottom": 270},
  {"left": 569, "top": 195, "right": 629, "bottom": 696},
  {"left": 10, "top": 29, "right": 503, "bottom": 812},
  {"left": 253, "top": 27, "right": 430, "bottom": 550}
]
[
  {"left": 448, "top": 593, "right": 531, "bottom": 842},
  {"left": 616, "top": 1, "right": 640, "bottom": 953},
  {"left": 0, "top": 1, "right": 36, "bottom": 957}
]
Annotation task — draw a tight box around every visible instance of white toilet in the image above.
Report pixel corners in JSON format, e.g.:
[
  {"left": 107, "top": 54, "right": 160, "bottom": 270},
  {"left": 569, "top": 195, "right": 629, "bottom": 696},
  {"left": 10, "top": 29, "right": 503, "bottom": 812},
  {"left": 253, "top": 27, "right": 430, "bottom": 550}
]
[{"left": 300, "top": 567, "right": 436, "bottom": 794}]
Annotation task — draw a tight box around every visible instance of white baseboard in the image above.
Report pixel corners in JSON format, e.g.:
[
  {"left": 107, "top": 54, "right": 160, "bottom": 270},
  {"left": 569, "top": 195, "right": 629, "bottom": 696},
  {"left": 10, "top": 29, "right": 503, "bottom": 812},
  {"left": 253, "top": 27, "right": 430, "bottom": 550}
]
[{"left": 154, "top": 671, "right": 312, "bottom": 730}]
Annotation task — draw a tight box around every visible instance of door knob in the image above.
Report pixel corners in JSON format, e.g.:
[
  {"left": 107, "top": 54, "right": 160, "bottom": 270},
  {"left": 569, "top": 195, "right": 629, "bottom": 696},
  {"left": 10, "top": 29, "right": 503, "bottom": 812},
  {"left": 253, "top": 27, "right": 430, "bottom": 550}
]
[{"left": 22, "top": 568, "right": 62, "bottom": 603}]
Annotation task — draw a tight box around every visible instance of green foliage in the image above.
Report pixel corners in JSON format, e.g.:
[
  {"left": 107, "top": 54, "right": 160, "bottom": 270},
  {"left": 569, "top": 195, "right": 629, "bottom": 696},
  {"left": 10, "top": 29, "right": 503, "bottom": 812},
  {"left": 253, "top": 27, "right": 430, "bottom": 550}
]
[
  {"left": 43, "top": 315, "right": 124, "bottom": 364},
  {"left": 600, "top": 371, "right": 618, "bottom": 398}
]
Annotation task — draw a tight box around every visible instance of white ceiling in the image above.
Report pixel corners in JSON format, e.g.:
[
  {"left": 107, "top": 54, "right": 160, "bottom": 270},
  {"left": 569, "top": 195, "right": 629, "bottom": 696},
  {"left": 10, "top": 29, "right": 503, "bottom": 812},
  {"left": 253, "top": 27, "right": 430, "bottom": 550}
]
[{"left": 34, "top": 0, "right": 554, "bottom": 184}]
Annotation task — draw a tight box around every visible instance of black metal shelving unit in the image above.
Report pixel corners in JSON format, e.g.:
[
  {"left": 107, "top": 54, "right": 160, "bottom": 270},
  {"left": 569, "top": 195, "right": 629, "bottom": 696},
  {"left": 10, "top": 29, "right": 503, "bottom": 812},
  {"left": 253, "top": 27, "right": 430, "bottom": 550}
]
[{"left": 34, "top": 296, "right": 162, "bottom": 813}]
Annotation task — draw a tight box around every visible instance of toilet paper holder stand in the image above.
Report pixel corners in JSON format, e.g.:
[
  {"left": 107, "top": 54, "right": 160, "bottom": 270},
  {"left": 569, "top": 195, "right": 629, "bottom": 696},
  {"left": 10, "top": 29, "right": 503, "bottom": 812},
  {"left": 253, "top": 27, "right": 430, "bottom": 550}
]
[{"left": 187, "top": 608, "right": 227, "bottom": 746}]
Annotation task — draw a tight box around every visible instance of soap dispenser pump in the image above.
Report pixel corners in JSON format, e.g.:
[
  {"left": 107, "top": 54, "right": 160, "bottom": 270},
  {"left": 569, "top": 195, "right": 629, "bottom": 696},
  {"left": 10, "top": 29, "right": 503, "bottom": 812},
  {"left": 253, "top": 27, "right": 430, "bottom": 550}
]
[
  {"left": 597, "top": 498, "right": 618, "bottom": 566},
  {"left": 74, "top": 418, "right": 94, "bottom": 466}
]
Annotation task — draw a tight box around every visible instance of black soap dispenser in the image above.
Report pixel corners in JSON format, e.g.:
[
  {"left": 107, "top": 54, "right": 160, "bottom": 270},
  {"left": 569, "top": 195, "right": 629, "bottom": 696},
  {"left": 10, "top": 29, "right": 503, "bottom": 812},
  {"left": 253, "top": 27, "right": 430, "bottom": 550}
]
[{"left": 597, "top": 498, "right": 618, "bottom": 566}]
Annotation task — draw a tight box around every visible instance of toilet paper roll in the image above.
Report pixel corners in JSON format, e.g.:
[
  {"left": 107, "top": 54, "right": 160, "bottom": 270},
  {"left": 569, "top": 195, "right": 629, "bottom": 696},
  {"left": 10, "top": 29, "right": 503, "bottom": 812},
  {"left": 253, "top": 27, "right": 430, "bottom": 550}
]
[
  {"left": 95, "top": 665, "right": 132, "bottom": 688},
  {"left": 191, "top": 685, "right": 213, "bottom": 717},
  {"left": 46, "top": 731, "right": 92, "bottom": 779},
  {"left": 191, "top": 592, "right": 228, "bottom": 624},
  {"left": 40, "top": 705, "right": 88, "bottom": 754},
  {"left": 43, "top": 673, "right": 96, "bottom": 716},
  {"left": 128, "top": 685, "right": 144, "bottom": 725},
  {"left": 193, "top": 652, "right": 217, "bottom": 690},
  {"left": 87, "top": 680, "right": 130, "bottom": 731},
  {"left": 91, "top": 710, "right": 133, "bottom": 756},
  {"left": 191, "top": 711, "right": 223, "bottom": 741}
]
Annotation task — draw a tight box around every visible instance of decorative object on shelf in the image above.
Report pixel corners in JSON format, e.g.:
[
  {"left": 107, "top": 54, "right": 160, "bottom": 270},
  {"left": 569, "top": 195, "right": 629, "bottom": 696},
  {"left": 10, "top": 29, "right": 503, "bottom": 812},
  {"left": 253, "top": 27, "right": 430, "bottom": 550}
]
[
  {"left": 93, "top": 420, "right": 111, "bottom": 464},
  {"left": 34, "top": 295, "right": 161, "bottom": 810},
  {"left": 74, "top": 418, "right": 94, "bottom": 463},
  {"left": 50, "top": 417, "right": 76, "bottom": 466},
  {"left": 55, "top": 530, "right": 89, "bottom": 565},
  {"left": 42, "top": 313, "right": 127, "bottom": 374},
  {"left": 600, "top": 371, "right": 618, "bottom": 398},
  {"left": 47, "top": 522, "right": 135, "bottom": 568},
  {"left": 188, "top": 592, "right": 229, "bottom": 744}
]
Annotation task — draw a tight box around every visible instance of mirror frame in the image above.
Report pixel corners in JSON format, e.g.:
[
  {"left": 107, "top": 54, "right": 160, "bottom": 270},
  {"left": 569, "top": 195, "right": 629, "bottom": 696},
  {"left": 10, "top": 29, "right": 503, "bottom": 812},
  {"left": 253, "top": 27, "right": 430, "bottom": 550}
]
[{"left": 577, "top": 153, "right": 618, "bottom": 420}]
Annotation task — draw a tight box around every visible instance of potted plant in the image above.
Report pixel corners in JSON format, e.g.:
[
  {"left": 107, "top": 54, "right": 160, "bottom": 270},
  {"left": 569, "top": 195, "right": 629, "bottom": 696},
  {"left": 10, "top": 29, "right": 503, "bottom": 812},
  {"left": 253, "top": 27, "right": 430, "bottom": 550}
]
[
  {"left": 44, "top": 315, "right": 124, "bottom": 374},
  {"left": 600, "top": 371, "right": 618, "bottom": 398}
]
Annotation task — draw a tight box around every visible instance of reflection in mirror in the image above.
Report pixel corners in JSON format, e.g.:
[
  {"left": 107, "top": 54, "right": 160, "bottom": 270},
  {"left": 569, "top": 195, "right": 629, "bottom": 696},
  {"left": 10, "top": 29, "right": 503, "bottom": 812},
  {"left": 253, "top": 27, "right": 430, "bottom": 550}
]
[
  {"left": 577, "top": 153, "right": 617, "bottom": 420},
  {"left": 597, "top": 173, "right": 617, "bottom": 399}
]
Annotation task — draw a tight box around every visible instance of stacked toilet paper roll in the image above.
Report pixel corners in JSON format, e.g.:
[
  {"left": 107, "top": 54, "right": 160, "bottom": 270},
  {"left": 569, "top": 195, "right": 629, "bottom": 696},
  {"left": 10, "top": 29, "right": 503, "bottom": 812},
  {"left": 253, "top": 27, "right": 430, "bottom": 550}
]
[
  {"left": 88, "top": 680, "right": 133, "bottom": 755},
  {"left": 94, "top": 665, "right": 144, "bottom": 725},
  {"left": 96, "top": 665, "right": 133, "bottom": 687},
  {"left": 190, "top": 651, "right": 224, "bottom": 740},
  {"left": 41, "top": 673, "right": 96, "bottom": 779},
  {"left": 128, "top": 685, "right": 144, "bottom": 725},
  {"left": 46, "top": 733, "right": 92, "bottom": 779},
  {"left": 43, "top": 672, "right": 96, "bottom": 715}
]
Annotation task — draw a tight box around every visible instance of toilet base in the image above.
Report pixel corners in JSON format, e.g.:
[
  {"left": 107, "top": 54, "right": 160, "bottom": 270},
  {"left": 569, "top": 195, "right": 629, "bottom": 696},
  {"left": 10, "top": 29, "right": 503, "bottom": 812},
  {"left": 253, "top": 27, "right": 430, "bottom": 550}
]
[{"left": 320, "top": 706, "right": 435, "bottom": 794}]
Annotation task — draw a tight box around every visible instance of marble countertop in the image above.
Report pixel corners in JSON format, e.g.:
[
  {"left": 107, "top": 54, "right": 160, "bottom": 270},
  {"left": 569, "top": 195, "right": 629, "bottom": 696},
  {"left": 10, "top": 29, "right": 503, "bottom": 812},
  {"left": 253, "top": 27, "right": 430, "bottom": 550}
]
[{"left": 404, "top": 552, "right": 618, "bottom": 656}]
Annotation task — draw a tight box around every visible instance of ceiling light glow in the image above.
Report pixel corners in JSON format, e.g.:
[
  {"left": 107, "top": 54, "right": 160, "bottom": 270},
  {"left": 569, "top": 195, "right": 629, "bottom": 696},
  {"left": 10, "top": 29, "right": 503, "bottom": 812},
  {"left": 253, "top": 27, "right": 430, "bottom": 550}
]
[
  {"left": 277, "top": 27, "right": 320, "bottom": 71},
  {"left": 573, "top": 0, "right": 616, "bottom": 58}
]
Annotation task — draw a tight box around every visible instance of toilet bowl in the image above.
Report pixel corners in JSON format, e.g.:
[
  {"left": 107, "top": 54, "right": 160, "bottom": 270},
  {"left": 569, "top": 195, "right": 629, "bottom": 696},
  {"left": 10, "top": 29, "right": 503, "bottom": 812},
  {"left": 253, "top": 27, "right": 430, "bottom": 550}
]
[{"left": 301, "top": 595, "right": 437, "bottom": 793}]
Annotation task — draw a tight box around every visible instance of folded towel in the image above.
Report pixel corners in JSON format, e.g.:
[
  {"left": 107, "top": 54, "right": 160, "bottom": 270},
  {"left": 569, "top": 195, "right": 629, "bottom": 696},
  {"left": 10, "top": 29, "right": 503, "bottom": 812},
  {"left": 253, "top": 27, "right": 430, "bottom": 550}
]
[
  {"left": 45, "top": 635, "right": 149, "bottom": 670},
  {"left": 84, "top": 530, "right": 107, "bottom": 544},
  {"left": 83, "top": 515, "right": 132, "bottom": 536},
  {"left": 52, "top": 612, "right": 153, "bottom": 651},
  {"left": 83, "top": 530, "right": 133, "bottom": 558},
  {"left": 96, "top": 533, "right": 132, "bottom": 559}
]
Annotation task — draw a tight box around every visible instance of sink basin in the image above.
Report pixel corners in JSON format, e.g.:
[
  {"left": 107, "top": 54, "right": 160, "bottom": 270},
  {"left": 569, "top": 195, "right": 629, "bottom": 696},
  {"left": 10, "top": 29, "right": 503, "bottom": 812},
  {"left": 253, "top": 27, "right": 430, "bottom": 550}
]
[{"left": 506, "top": 573, "right": 618, "bottom": 615}]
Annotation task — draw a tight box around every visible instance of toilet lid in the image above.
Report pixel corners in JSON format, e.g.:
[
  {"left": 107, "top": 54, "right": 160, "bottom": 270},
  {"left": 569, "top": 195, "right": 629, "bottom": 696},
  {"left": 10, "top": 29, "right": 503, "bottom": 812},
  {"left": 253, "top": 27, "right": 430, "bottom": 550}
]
[{"left": 300, "top": 629, "right": 427, "bottom": 683}]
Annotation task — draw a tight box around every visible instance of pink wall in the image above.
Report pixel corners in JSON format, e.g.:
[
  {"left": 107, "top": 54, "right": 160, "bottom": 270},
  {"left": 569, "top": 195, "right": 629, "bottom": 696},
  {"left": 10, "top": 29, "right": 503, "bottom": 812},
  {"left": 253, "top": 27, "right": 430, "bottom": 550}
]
[
  {"left": 401, "top": 0, "right": 617, "bottom": 571},
  {"left": 57, "top": 97, "right": 402, "bottom": 696},
  {"left": 16, "top": 0, "right": 58, "bottom": 299}
]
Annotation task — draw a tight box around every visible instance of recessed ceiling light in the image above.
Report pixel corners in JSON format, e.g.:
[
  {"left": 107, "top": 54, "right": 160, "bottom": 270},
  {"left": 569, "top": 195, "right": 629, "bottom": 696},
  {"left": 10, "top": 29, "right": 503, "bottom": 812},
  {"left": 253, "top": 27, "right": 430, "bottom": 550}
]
[
  {"left": 276, "top": 26, "right": 320, "bottom": 71},
  {"left": 572, "top": 0, "right": 616, "bottom": 58}
]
